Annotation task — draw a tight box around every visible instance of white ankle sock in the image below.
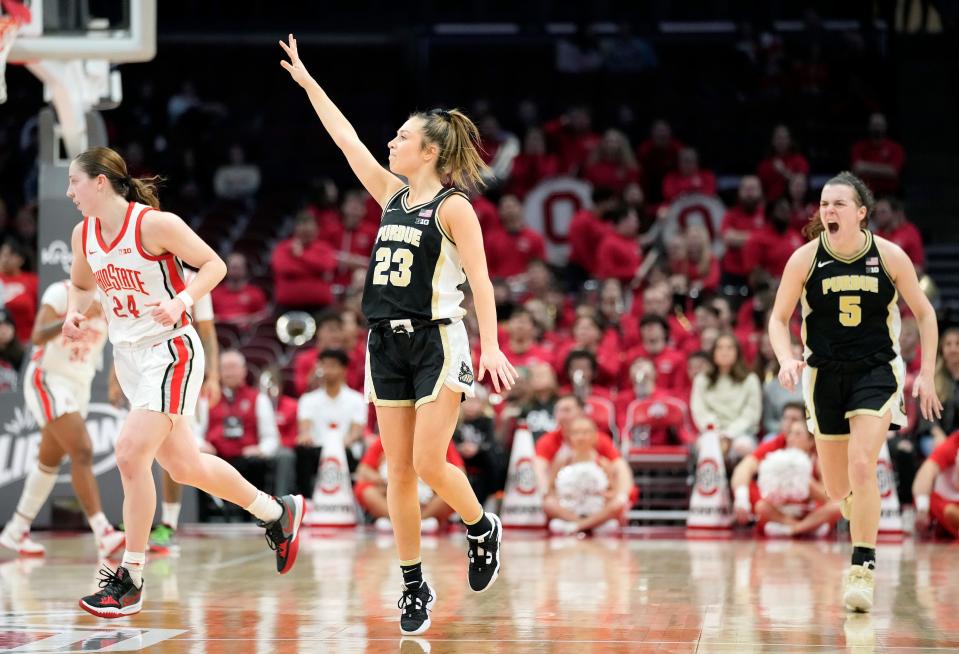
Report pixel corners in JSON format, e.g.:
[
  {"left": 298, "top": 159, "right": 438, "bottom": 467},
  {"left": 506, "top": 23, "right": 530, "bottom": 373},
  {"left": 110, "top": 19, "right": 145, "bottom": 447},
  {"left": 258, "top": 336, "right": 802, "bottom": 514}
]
[
  {"left": 14, "top": 464, "right": 59, "bottom": 525},
  {"left": 161, "top": 502, "right": 181, "bottom": 530},
  {"left": 244, "top": 491, "right": 281, "bottom": 523},
  {"left": 88, "top": 512, "right": 111, "bottom": 538},
  {"left": 121, "top": 551, "right": 146, "bottom": 588}
]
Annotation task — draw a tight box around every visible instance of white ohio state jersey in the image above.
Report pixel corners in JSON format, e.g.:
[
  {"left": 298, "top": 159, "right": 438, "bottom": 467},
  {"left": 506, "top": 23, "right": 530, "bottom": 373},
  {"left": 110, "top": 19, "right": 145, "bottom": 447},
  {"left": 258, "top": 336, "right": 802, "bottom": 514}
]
[
  {"left": 31, "top": 281, "right": 107, "bottom": 384},
  {"left": 83, "top": 201, "right": 192, "bottom": 347}
]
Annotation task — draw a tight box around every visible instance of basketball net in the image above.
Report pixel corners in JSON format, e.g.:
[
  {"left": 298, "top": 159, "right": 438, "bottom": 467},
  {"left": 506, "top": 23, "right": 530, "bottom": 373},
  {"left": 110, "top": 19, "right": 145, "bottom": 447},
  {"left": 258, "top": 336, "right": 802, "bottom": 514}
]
[{"left": 0, "top": 0, "right": 31, "bottom": 104}]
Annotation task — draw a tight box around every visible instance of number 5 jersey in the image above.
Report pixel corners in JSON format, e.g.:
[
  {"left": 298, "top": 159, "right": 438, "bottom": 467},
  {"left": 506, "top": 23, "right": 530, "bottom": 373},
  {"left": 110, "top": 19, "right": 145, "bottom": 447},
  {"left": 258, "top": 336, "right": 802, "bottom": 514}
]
[
  {"left": 82, "top": 202, "right": 193, "bottom": 348},
  {"left": 361, "top": 186, "right": 468, "bottom": 323}
]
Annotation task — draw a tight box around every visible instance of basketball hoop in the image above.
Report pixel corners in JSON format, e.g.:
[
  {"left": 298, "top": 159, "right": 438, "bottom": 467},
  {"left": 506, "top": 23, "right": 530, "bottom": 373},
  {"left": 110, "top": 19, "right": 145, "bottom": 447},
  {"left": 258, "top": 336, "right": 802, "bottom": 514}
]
[{"left": 0, "top": 0, "right": 31, "bottom": 104}]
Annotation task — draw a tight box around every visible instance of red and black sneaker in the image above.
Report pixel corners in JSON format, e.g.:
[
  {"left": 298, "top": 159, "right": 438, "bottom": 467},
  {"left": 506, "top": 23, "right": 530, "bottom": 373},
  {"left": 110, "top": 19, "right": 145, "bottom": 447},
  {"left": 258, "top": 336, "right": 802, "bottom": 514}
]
[
  {"left": 258, "top": 494, "right": 305, "bottom": 574},
  {"left": 79, "top": 566, "right": 142, "bottom": 618}
]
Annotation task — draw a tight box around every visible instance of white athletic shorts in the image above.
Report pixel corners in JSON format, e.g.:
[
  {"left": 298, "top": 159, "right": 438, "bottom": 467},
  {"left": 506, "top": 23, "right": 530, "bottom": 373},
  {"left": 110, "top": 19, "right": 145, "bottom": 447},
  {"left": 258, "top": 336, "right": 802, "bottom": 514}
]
[
  {"left": 24, "top": 362, "right": 91, "bottom": 428},
  {"left": 113, "top": 326, "right": 205, "bottom": 416}
]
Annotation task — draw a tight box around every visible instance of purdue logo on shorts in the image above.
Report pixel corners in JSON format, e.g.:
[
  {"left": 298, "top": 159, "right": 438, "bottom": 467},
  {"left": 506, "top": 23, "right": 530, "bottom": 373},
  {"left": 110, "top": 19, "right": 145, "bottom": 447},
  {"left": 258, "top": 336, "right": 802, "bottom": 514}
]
[{"left": 458, "top": 361, "right": 474, "bottom": 385}]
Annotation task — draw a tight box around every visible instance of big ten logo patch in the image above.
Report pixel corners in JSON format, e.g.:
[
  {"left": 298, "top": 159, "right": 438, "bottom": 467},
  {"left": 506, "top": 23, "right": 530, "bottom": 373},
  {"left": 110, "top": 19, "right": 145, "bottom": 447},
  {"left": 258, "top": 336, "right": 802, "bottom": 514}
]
[
  {"left": 318, "top": 456, "right": 348, "bottom": 495},
  {"left": 876, "top": 458, "right": 896, "bottom": 499},
  {"left": 695, "top": 458, "right": 722, "bottom": 496},
  {"left": 510, "top": 456, "right": 537, "bottom": 496}
]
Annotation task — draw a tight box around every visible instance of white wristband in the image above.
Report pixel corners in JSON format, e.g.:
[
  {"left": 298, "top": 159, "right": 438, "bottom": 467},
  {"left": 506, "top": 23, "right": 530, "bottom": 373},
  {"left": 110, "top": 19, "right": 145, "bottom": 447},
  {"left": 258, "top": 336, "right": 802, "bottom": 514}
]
[
  {"left": 915, "top": 494, "right": 930, "bottom": 513},
  {"left": 734, "top": 486, "right": 750, "bottom": 508},
  {"left": 176, "top": 290, "right": 195, "bottom": 309}
]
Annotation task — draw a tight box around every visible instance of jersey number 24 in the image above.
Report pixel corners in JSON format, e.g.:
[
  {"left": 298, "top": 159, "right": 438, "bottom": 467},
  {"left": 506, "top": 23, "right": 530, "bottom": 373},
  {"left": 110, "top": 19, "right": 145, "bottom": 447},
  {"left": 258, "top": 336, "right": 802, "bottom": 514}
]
[{"left": 372, "top": 247, "right": 413, "bottom": 287}]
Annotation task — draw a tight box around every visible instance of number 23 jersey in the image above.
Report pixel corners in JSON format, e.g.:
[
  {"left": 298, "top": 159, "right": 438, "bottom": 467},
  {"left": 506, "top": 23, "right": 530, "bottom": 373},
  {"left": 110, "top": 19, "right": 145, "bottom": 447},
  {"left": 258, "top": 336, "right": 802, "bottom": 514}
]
[
  {"left": 361, "top": 186, "right": 468, "bottom": 323},
  {"left": 83, "top": 201, "right": 193, "bottom": 348},
  {"left": 802, "top": 229, "right": 900, "bottom": 367}
]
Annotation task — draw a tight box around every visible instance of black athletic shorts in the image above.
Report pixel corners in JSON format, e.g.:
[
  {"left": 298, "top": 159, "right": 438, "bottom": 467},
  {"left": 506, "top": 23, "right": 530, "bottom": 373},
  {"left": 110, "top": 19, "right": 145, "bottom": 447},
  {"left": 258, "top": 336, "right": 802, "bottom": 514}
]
[{"left": 803, "top": 358, "right": 906, "bottom": 440}]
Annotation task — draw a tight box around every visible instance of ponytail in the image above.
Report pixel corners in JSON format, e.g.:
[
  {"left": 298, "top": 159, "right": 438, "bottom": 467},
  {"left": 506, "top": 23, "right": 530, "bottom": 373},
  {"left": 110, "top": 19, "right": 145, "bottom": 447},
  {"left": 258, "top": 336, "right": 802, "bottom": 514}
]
[
  {"left": 803, "top": 170, "right": 875, "bottom": 241},
  {"left": 414, "top": 108, "right": 489, "bottom": 191},
  {"left": 73, "top": 146, "right": 164, "bottom": 209}
]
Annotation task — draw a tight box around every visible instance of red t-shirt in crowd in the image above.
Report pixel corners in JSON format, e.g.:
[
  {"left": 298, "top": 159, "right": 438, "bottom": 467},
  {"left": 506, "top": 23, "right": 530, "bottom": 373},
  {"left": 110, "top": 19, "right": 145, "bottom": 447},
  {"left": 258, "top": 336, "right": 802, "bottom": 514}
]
[
  {"left": 206, "top": 385, "right": 262, "bottom": 459},
  {"left": 271, "top": 238, "right": 336, "bottom": 308},
  {"left": 292, "top": 339, "right": 366, "bottom": 397},
  {"left": 594, "top": 231, "right": 641, "bottom": 283},
  {"left": 743, "top": 226, "right": 805, "bottom": 278},
  {"left": 508, "top": 153, "right": 561, "bottom": 198},
  {"left": 330, "top": 223, "right": 378, "bottom": 287},
  {"left": 756, "top": 153, "right": 810, "bottom": 201},
  {"left": 877, "top": 222, "right": 924, "bottom": 269},
  {"left": 637, "top": 138, "right": 683, "bottom": 202},
  {"left": 851, "top": 137, "right": 905, "bottom": 196},
  {"left": 1, "top": 271, "right": 38, "bottom": 342},
  {"left": 535, "top": 428, "right": 620, "bottom": 462},
  {"left": 502, "top": 341, "right": 553, "bottom": 368},
  {"left": 583, "top": 161, "right": 640, "bottom": 194},
  {"left": 274, "top": 395, "right": 299, "bottom": 449},
  {"left": 622, "top": 345, "right": 688, "bottom": 395},
  {"left": 662, "top": 170, "right": 717, "bottom": 203},
  {"left": 211, "top": 283, "right": 268, "bottom": 323},
  {"left": 720, "top": 206, "right": 766, "bottom": 277},
  {"left": 617, "top": 389, "right": 693, "bottom": 446},
  {"left": 542, "top": 119, "right": 601, "bottom": 174},
  {"left": 485, "top": 227, "right": 546, "bottom": 279},
  {"left": 568, "top": 209, "right": 611, "bottom": 274}
]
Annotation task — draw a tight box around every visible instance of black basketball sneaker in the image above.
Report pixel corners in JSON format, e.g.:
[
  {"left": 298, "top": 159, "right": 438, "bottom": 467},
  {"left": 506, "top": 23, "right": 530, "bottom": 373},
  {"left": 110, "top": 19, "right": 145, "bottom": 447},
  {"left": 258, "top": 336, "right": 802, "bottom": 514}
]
[
  {"left": 79, "top": 566, "right": 143, "bottom": 618},
  {"left": 466, "top": 512, "right": 502, "bottom": 592},
  {"left": 398, "top": 580, "right": 435, "bottom": 635},
  {"left": 258, "top": 494, "right": 306, "bottom": 574}
]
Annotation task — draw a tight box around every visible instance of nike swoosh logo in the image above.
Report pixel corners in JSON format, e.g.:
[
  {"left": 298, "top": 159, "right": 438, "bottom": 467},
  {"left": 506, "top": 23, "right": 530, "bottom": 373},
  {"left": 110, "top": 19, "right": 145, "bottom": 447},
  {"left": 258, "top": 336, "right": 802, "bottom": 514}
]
[
  {"left": 386, "top": 208, "right": 399, "bottom": 212},
  {"left": 87, "top": 251, "right": 96, "bottom": 255},
  {"left": 817, "top": 260, "right": 834, "bottom": 268}
]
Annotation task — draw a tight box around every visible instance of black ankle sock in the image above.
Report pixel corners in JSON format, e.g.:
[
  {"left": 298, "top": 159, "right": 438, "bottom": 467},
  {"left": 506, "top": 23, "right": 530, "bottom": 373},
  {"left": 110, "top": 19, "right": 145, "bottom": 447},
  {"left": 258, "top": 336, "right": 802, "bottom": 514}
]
[
  {"left": 401, "top": 562, "right": 423, "bottom": 588},
  {"left": 465, "top": 513, "right": 492, "bottom": 538},
  {"left": 852, "top": 546, "right": 876, "bottom": 569}
]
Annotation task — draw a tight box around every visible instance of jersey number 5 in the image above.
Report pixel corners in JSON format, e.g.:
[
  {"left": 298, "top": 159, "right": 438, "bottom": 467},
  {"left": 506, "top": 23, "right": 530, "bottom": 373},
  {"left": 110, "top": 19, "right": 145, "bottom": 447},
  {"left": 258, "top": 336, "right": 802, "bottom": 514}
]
[
  {"left": 372, "top": 247, "right": 413, "bottom": 287},
  {"left": 839, "top": 295, "right": 861, "bottom": 327}
]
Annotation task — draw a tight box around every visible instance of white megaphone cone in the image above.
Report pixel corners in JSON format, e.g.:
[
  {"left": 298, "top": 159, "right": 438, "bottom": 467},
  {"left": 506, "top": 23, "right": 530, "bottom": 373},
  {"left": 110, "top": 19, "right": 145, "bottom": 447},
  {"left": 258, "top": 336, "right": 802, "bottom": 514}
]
[
  {"left": 500, "top": 423, "right": 546, "bottom": 528},
  {"left": 877, "top": 440, "right": 903, "bottom": 535},
  {"left": 304, "top": 426, "right": 358, "bottom": 527},
  {"left": 687, "top": 428, "right": 733, "bottom": 530}
]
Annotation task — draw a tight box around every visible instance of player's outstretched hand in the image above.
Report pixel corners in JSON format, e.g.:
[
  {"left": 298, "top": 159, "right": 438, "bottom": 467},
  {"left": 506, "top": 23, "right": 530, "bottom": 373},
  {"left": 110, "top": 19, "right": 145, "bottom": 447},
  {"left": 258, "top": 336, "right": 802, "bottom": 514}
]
[
  {"left": 913, "top": 371, "right": 943, "bottom": 421},
  {"left": 62, "top": 311, "right": 87, "bottom": 341},
  {"left": 279, "top": 33, "right": 314, "bottom": 88},
  {"left": 478, "top": 348, "right": 518, "bottom": 394},
  {"left": 777, "top": 358, "right": 806, "bottom": 392}
]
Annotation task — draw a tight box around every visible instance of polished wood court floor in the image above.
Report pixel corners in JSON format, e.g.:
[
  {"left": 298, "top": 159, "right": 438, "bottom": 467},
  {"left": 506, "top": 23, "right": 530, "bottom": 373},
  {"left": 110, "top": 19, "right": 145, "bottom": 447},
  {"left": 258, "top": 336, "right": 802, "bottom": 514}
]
[{"left": 1, "top": 526, "right": 957, "bottom": 653}]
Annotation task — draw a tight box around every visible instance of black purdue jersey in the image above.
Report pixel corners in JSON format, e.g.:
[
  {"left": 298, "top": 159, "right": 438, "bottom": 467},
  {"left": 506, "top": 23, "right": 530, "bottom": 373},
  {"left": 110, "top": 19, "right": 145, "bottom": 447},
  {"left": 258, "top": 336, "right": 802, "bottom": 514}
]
[
  {"left": 361, "top": 186, "right": 468, "bottom": 323},
  {"left": 802, "top": 230, "right": 900, "bottom": 368}
]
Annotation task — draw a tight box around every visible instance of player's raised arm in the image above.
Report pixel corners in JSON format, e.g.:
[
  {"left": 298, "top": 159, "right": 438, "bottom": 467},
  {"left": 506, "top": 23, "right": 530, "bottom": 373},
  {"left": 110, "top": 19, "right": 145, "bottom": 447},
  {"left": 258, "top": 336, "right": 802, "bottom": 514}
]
[{"left": 279, "top": 34, "right": 403, "bottom": 206}]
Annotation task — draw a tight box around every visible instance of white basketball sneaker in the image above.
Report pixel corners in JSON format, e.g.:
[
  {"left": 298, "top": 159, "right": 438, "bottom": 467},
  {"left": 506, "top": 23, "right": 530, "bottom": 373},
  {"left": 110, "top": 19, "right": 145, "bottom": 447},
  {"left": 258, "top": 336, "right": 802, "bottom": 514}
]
[
  {"left": 0, "top": 523, "right": 45, "bottom": 557},
  {"left": 843, "top": 564, "right": 875, "bottom": 612},
  {"left": 97, "top": 527, "right": 126, "bottom": 560}
]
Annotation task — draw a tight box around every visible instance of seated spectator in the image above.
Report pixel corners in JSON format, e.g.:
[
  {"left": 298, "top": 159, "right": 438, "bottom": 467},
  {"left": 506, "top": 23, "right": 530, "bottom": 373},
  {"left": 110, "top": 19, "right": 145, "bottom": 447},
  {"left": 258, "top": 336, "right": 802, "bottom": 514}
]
[
  {"left": 566, "top": 186, "right": 616, "bottom": 287},
  {"left": 271, "top": 211, "right": 336, "bottom": 312},
  {"left": 756, "top": 337, "right": 805, "bottom": 439},
  {"left": 683, "top": 351, "right": 711, "bottom": 403},
  {"left": 595, "top": 204, "right": 642, "bottom": 285},
  {"left": 327, "top": 189, "right": 379, "bottom": 288},
  {"left": 485, "top": 194, "right": 546, "bottom": 280},
  {"left": 623, "top": 315, "right": 687, "bottom": 396},
  {"left": 213, "top": 144, "right": 261, "bottom": 201},
  {"left": 552, "top": 314, "right": 619, "bottom": 388},
  {"left": 340, "top": 307, "right": 369, "bottom": 391},
  {"left": 292, "top": 309, "right": 347, "bottom": 396},
  {"left": 0, "top": 238, "right": 38, "bottom": 342},
  {"left": 205, "top": 351, "right": 281, "bottom": 497},
  {"left": 731, "top": 418, "right": 840, "bottom": 537},
  {"left": 211, "top": 252, "right": 269, "bottom": 327},
  {"left": 661, "top": 147, "right": 717, "bottom": 203},
  {"left": 617, "top": 358, "right": 693, "bottom": 449},
  {"left": 507, "top": 127, "right": 561, "bottom": 198},
  {"left": 260, "top": 365, "right": 299, "bottom": 497},
  {"left": 629, "top": 281, "right": 691, "bottom": 348},
  {"left": 923, "top": 327, "right": 959, "bottom": 453},
  {"left": 681, "top": 301, "right": 720, "bottom": 356},
  {"left": 851, "top": 112, "right": 905, "bottom": 196},
  {"left": 520, "top": 261, "right": 576, "bottom": 333},
  {"left": 0, "top": 310, "right": 23, "bottom": 389},
  {"left": 354, "top": 435, "right": 464, "bottom": 533},
  {"left": 681, "top": 224, "right": 721, "bottom": 298},
  {"left": 744, "top": 197, "right": 805, "bottom": 281},
  {"left": 518, "top": 362, "right": 560, "bottom": 440},
  {"left": 720, "top": 175, "right": 765, "bottom": 290},
  {"left": 453, "top": 388, "right": 505, "bottom": 505},
  {"left": 913, "top": 429, "right": 959, "bottom": 538},
  {"left": 756, "top": 125, "right": 810, "bottom": 201},
  {"left": 637, "top": 119, "right": 683, "bottom": 204},
  {"left": 583, "top": 129, "right": 640, "bottom": 193},
  {"left": 900, "top": 315, "right": 921, "bottom": 375},
  {"left": 297, "top": 349, "right": 367, "bottom": 496},
  {"left": 502, "top": 307, "right": 551, "bottom": 368},
  {"left": 478, "top": 113, "right": 520, "bottom": 188},
  {"left": 544, "top": 417, "right": 636, "bottom": 535},
  {"left": 690, "top": 333, "right": 762, "bottom": 460},
  {"left": 787, "top": 172, "right": 817, "bottom": 231},
  {"left": 872, "top": 197, "right": 924, "bottom": 272},
  {"left": 563, "top": 350, "right": 617, "bottom": 439},
  {"left": 598, "top": 278, "right": 640, "bottom": 349},
  {"left": 543, "top": 106, "right": 601, "bottom": 175}
]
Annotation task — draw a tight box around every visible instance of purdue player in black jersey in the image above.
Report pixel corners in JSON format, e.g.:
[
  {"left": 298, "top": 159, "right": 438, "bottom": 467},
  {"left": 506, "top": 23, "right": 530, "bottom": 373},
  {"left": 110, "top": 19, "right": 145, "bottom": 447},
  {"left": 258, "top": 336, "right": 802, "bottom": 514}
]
[
  {"left": 280, "top": 35, "right": 516, "bottom": 635},
  {"left": 769, "top": 172, "right": 941, "bottom": 613}
]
